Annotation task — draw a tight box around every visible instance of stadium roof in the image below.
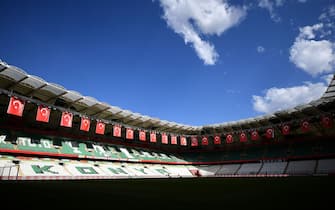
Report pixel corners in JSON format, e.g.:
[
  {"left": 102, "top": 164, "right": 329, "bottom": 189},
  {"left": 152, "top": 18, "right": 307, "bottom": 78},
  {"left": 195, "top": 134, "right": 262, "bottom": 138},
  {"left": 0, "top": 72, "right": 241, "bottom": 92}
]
[{"left": 0, "top": 60, "right": 334, "bottom": 135}]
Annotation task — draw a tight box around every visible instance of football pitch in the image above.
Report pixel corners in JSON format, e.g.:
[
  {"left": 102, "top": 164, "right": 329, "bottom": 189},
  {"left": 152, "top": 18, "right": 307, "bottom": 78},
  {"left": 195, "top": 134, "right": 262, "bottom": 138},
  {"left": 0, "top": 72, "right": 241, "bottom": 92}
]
[{"left": 0, "top": 177, "right": 333, "bottom": 209}]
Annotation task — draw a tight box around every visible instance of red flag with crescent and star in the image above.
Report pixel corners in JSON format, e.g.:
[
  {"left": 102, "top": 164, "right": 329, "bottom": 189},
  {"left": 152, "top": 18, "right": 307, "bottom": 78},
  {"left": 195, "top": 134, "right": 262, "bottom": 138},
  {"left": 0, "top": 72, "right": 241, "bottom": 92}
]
[
  {"left": 80, "top": 117, "right": 90, "bottom": 132},
  {"left": 251, "top": 130, "right": 259, "bottom": 141},
  {"left": 150, "top": 132, "right": 157, "bottom": 143},
  {"left": 7, "top": 96, "right": 25, "bottom": 117},
  {"left": 180, "top": 136, "right": 187, "bottom": 146},
  {"left": 239, "top": 132, "right": 247, "bottom": 142},
  {"left": 282, "top": 124, "right": 290, "bottom": 135},
  {"left": 301, "top": 120, "right": 310, "bottom": 132},
  {"left": 95, "top": 121, "right": 105, "bottom": 135},
  {"left": 139, "top": 130, "right": 146, "bottom": 141},
  {"left": 126, "top": 128, "right": 134, "bottom": 140},
  {"left": 226, "top": 134, "right": 233, "bottom": 144},
  {"left": 191, "top": 136, "right": 198, "bottom": 147},
  {"left": 161, "top": 133, "right": 168, "bottom": 144},
  {"left": 36, "top": 105, "right": 50, "bottom": 123},
  {"left": 214, "top": 135, "right": 221, "bottom": 145},
  {"left": 113, "top": 125, "right": 121, "bottom": 137},
  {"left": 60, "top": 112, "right": 73, "bottom": 128}
]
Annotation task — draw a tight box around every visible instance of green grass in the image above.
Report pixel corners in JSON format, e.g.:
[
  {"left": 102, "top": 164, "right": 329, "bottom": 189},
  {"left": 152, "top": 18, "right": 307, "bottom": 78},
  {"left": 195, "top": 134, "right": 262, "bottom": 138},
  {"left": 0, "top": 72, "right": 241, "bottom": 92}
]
[{"left": 0, "top": 177, "right": 333, "bottom": 209}]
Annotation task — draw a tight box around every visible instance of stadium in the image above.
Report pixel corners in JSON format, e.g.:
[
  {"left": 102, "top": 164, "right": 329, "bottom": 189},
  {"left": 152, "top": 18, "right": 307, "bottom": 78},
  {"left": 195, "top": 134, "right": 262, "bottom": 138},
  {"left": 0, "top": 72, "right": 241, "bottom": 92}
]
[{"left": 0, "top": 60, "right": 335, "bottom": 208}]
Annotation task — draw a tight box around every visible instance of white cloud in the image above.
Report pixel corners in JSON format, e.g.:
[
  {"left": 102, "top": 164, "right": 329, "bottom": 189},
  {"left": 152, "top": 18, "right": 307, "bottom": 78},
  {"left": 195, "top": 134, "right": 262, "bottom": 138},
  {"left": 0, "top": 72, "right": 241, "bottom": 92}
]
[
  {"left": 289, "top": 23, "right": 335, "bottom": 76},
  {"left": 258, "top": 0, "right": 284, "bottom": 22},
  {"left": 290, "top": 39, "right": 335, "bottom": 76},
  {"left": 297, "top": 0, "right": 307, "bottom": 3},
  {"left": 323, "top": 73, "right": 334, "bottom": 85},
  {"left": 257, "top": 46, "right": 265, "bottom": 53},
  {"left": 159, "top": 0, "right": 246, "bottom": 65},
  {"left": 319, "top": 5, "right": 335, "bottom": 21},
  {"left": 252, "top": 82, "right": 327, "bottom": 114},
  {"left": 298, "top": 23, "right": 323, "bottom": 39}
]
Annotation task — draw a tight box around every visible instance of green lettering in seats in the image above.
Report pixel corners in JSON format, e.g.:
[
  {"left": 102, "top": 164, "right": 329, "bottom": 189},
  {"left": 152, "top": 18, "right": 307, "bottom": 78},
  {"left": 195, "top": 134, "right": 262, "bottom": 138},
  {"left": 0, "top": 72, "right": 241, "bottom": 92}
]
[
  {"left": 31, "top": 165, "right": 58, "bottom": 174},
  {"left": 155, "top": 168, "right": 169, "bottom": 175},
  {"left": 76, "top": 166, "right": 98, "bottom": 174},
  {"left": 133, "top": 168, "right": 147, "bottom": 174},
  {"left": 108, "top": 167, "right": 128, "bottom": 175}
]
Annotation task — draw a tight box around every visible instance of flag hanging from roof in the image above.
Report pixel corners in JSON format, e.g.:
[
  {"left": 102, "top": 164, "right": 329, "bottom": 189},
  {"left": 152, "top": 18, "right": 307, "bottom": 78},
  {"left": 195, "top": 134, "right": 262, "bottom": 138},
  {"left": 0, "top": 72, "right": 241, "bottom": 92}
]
[
  {"left": 213, "top": 135, "right": 221, "bottom": 145},
  {"left": 171, "top": 135, "right": 177, "bottom": 145},
  {"left": 80, "top": 117, "right": 90, "bottom": 132},
  {"left": 226, "top": 134, "right": 233, "bottom": 144},
  {"left": 95, "top": 121, "right": 105, "bottom": 135},
  {"left": 251, "top": 130, "right": 259, "bottom": 141},
  {"left": 301, "top": 120, "right": 310, "bottom": 132},
  {"left": 239, "top": 132, "right": 247, "bottom": 142},
  {"left": 265, "top": 128, "right": 274, "bottom": 139},
  {"left": 60, "top": 112, "right": 73, "bottom": 128},
  {"left": 321, "top": 115, "right": 333, "bottom": 128},
  {"left": 161, "top": 133, "right": 168, "bottom": 144},
  {"left": 36, "top": 105, "right": 50, "bottom": 123},
  {"left": 126, "top": 128, "right": 134, "bottom": 140},
  {"left": 180, "top": 136, "right": 187, "bottom": 146},
  {"left": 150, "top": 132, "right": 157, "bottom": 143},
  {"left": 139, "top": 130, "right": 146, "bottom": 141},
  {"left": 7, "top": 96, "right": 25, "bottom": 117},
  {"left": 201, "top": 136, "right": 208, "bottom": 145},
  {"left": 113, "top": 125, "right": 122, "bottom": 137},
  {"left": 191, "top": 136, "right": 198, "bottom": 147},
  {"left": 282, "top": 124, "right": 290, "bottom": 135}
]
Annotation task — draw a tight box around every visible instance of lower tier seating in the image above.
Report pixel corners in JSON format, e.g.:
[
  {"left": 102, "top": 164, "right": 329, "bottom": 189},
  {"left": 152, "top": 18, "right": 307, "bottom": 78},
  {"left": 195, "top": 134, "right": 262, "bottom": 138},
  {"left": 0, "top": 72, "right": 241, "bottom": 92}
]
[{"left": 1, "top": 155, "right": 335, "bottom": 180}]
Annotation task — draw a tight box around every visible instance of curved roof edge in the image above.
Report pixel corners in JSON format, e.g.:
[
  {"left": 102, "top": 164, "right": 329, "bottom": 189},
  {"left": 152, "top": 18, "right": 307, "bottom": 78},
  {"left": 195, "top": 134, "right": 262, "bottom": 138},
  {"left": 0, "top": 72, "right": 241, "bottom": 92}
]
[{"left": 0, "top": 61, "right": 334, "bottom": 134}]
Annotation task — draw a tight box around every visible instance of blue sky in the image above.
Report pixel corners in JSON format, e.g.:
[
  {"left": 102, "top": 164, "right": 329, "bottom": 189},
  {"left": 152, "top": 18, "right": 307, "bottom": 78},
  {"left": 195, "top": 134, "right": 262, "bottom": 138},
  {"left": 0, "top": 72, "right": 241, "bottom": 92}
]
[{"left": 0, "top": 0, "right": 334, "bottom": 126}]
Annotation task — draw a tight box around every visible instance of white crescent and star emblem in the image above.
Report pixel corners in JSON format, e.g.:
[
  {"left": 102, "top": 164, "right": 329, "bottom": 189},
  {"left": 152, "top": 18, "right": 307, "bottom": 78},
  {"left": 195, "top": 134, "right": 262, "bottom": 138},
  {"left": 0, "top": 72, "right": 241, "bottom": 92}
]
[
  {"left": 40, "top": 107, "right": 48, "bottom": 117},
  {"left": 13, "top": 99, "right": 22, "bottom": 110}
]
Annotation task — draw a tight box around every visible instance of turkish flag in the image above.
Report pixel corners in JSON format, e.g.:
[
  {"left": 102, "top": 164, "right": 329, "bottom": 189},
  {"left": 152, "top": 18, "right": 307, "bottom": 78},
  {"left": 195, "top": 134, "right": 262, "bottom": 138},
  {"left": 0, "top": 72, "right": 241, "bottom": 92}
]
[
  {"left": 139, "top": 130, "right": 146, "bottom": 141},
  {"left": 80, "top": 117, "right": 90, "bottom": 132},
  {"left": 126, "top": 128, "right": 134, "bottom": 139},
  {"left": 191, "top": 136, "right": 198, "bottom": 147},
  {"left": 161, "top": 133, "right": 168, "bottom": 144},
  {"left": 36, "top": 105, "right": 50, "bottom": 123},
  {"left": 321, "top": 116, "right": 333, "bottom": 128},
  {"left": 301, "top": 120, "right": 310, "bottom": 132},
  {"left": 201, "top": 136, "right": 208, "bottom": 145},
  {"left": 171, "top": 135, "right": 177, "bottom": 145},
  {"left": 180, "top": 136, "right": 187, "bottom": 146},
  {"left": 95, "top": 121, "right": 105, "bottom": 135},
  {"left": 251, "top": 130, "right": 259, "bottom": 141},
  {"left": 282, "top": 124, "right": 290, "bottom": 135},
  {"left": 150, "top": 132, "right": 157, "bottom": 143},
  {"left": 7, "top": 96, "right": 25, "bottom": 117},
  {"left": 226, "top": 134, "right": 233, "bottom": 144},
  {"left": 60, "top": 112, "right": 73, "bottom": 127},
  {"left": 265, "top": 128, "right": 274, "bottom": 139},
  {"left": 113, "top": 125, "right": 121, "bottom": 137},
  {"left": 214, "top": 135, "right": 221, "bottom": 145},
  {"left": 239, "top": 132, "right": 247, "bottom": 142}
]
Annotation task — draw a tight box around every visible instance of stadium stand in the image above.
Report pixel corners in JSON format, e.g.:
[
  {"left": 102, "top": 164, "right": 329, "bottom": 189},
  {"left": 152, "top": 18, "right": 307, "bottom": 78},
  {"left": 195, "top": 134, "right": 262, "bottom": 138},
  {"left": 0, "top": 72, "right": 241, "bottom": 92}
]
[
  {"left": 286, "top": 160, "right": 317, "bottom": 175},
  {"left": 215, "top": 164, "right": 241, "bottom": 175},
  {"left": 1, "top": 60, "right": 335, "bottom": 179},
  {"left": 316, "top": 159, "right": 335, "bottom": 175},
  {"left": 236, "top": 162, "right": 263, "bottom": 175},
  {"left": 259, "top": 161, "right": 287, "bottom": 175}
]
